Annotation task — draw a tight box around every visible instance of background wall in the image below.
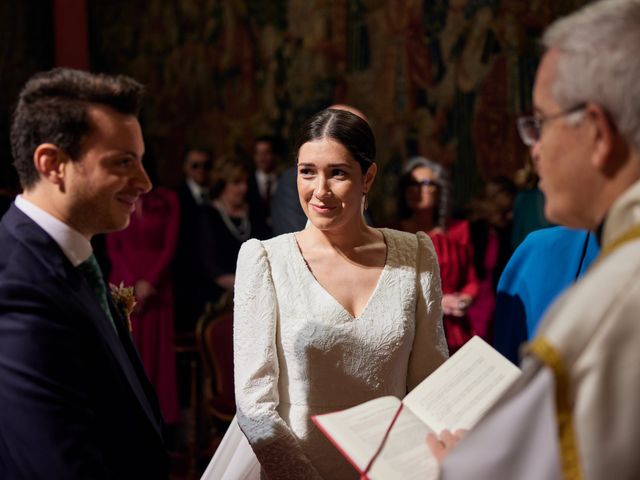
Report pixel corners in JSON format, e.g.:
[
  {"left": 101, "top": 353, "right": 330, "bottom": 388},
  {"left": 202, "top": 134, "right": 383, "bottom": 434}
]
[
  {"left": 0, "top": 1, "right": 53, "bottom": 194},
  {"left": 2, "top": 0, "right": 591, "bottom": 218}
]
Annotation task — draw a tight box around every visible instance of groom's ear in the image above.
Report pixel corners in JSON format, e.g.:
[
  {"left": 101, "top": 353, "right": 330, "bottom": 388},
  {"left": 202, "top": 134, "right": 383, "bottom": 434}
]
[{"left": 33, "top": 144, "right": 69, "bottom": 190}]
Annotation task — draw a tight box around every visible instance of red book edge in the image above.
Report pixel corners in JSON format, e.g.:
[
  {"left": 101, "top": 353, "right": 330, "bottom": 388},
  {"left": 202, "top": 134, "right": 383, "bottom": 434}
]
[
  {"left": 312, "top": 402, "right": 405, "bottom": 480},
  {"left": 311, "top": 413, "right": 368, "bottom": 479}
]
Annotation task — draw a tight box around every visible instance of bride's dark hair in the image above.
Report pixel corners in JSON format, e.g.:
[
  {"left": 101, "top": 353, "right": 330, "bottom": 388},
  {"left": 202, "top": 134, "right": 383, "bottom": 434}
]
[{"left": 294, "top": 108, "right": 375, "bottom": 173}]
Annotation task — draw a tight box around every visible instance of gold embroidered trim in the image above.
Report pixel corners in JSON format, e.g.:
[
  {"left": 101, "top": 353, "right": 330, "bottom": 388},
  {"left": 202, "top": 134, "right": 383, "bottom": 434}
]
[
  {"left": 527, "top": 337, "right": 583, "bottom": 480},
  {"left": 599, "top": 224, "right": 640, "bottom": 260}
]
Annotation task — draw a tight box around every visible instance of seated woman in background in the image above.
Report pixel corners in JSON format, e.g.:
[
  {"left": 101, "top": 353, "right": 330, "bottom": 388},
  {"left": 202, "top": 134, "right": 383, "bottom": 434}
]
[
  {"left": 395, "top": 156, "right": 479, "bottom": 353},
  {"left": 198, "top": 157, "right": 271, "bottom": 303}
]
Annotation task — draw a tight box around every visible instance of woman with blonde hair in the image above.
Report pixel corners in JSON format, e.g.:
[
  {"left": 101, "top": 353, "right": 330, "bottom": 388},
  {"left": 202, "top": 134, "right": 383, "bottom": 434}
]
[{"left": 197, "top": 156, "right": 271, "bottom": 303}]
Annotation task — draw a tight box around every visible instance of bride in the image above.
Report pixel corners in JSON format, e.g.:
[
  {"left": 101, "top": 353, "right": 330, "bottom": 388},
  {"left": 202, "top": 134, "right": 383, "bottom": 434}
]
[{"left": 204, "top": 107, "right": 448, "bottom": 479}]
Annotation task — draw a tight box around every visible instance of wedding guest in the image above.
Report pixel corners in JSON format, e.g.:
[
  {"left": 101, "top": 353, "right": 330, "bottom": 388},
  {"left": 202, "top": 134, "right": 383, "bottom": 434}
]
[
  {"left": 510, "top": 160, "right": 553, "bottom": 249},
  {"left": 174, "top": 148, "right": 213, "bottom": 333},
  {"left": 466, "top": 177, "right": 516, "bottom": 342},
  {"left": 106, "top": 177, "right": 181, "bottom": 425},
  {"left": 246, "top": 135, "right": 280, "bottom": 225},
  {"left": 207, "top": 108, "right": 448, "bottom": 479},
  {"left": 396, "top": 157, "right": 479, "bottom": 353},
  {"left": 0, "top": 68, "right": 167, "bottom": 479},
  {"left": 430, "top": 1, "right": 640, "bottom": 477},
  {"left": 493, "top": 227, "right": 598, "bottom": 363},
  {"left": 198, "top": 156, "right": 270, "bottom": 303},
  {"left": 270, "top": 165, "right": 307, "bottom": 235}
]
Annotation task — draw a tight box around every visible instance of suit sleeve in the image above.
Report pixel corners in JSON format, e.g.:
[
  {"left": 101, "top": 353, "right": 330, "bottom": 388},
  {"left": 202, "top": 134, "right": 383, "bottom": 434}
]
[
  {"left": 407, "top": 232, "right": 449, "bottom": 391},
  {"left": 0, "top": 280, "right": 109, "bottom": 479},
  {"left": 233, "top": 239, "right": 323, "bottom": 479}
]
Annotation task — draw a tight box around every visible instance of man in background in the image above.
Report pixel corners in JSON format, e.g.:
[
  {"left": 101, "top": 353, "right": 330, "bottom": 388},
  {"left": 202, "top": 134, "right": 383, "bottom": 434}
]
[
  {"left": 0, "top": 68, "right": 168, "bottom": 479},
  {"left": 247, "top": 135, "right": 280, "bottom": 226},
  {"left": 179, "top": 148, "right": 212, "bottom": 208},
  {"left": 174, "top": 148, "right": 213, "bottom": 333}
]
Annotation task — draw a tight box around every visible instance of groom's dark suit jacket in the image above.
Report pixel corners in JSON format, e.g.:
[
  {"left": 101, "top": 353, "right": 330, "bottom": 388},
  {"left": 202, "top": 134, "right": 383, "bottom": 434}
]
[{"left": 0, "top": 205, "right": 168, "bottom": 479}]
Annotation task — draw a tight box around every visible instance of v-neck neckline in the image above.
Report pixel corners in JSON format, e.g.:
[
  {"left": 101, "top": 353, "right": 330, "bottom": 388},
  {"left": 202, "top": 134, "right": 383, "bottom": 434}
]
[{"left": 290, "top": 229, "right": 391, "bottom": 320}]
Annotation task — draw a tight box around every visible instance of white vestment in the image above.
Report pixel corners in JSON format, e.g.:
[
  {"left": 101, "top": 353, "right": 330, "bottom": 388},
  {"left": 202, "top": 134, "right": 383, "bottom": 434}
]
[{"left": 443, "top": 179, "right": 640, "bottom": 479}]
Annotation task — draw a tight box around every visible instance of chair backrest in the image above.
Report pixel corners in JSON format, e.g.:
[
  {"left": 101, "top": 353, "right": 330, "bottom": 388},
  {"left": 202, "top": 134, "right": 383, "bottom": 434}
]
[{"left": 197, "top": 296, "right": 235, "bottom": 422}]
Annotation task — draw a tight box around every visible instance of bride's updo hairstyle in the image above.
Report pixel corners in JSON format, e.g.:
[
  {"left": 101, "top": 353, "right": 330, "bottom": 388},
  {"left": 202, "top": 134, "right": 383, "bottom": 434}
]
[{"left": 295, "top": 108, "right": 376, "bottom": 174}]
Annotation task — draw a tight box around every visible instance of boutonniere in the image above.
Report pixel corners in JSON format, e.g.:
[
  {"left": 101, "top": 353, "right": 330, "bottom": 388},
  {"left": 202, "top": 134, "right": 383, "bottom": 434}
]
[{"left": 109, "top": 282, "right": 136, "bottom": 332}]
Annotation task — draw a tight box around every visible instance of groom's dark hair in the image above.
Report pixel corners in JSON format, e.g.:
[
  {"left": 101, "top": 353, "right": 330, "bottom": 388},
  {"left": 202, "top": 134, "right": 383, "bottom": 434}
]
[{"left": 10, "top": 67, "right": 144, "bottom": 189}]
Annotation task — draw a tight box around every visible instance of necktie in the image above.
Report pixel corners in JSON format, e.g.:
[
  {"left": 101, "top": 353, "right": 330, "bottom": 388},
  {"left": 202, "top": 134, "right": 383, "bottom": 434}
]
[
  {"left": 77, "top": 254, "right": 117, "bottom": 332},
  {"left": 265, "top": 177, "right": 272, "bottom": 208}
]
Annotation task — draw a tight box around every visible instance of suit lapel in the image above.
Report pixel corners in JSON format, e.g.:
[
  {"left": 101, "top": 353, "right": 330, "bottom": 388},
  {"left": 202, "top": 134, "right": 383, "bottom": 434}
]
[
  {"left": 108, "top": 296, "right": 165, "bottom": 427},
  {"left": 70, "top": 266, "right": 164, "bottom": 438}
]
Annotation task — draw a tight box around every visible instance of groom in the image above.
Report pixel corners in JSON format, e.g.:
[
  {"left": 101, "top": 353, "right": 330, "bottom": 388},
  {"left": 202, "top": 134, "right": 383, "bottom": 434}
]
[{"left": 0, "top": 69, "right": 168, "bottom": 479}]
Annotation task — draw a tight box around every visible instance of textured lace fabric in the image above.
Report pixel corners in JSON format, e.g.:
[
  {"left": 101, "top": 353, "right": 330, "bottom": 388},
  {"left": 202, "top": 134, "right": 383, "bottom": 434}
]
[{"left": 234, "top": 228, "right": 448, "bottom": 479}]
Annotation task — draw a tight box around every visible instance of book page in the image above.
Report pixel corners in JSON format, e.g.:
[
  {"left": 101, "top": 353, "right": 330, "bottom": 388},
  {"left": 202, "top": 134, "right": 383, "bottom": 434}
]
[
  {"left": 367, "top": 406, "right": 440, "bottom": 480},
  {"left": 313, "top": 396, "right": 440, "bottom": 480},
  {"left": 404, "top": 336, "right": 521, "bottom": 433}
]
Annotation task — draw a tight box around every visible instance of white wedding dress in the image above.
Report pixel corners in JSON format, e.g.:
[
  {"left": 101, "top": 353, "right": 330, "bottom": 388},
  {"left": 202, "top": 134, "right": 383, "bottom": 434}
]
[{"left": 203, "top": 229, "right": 448, "bottom": 479}]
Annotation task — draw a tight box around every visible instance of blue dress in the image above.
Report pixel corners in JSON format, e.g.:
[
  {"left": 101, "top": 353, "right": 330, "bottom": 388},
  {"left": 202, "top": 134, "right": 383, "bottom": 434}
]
[{"left": 493, "top": 226, "right": 600, "bottom": 363}]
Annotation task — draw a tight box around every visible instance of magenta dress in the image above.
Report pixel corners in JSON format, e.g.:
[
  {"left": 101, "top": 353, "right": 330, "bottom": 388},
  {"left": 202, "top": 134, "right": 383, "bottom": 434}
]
[
  {"left": 107, "top": 187, "right": 181, "bottom": 424},
  {"left": 466, "top": 229, "right": 499, "bottom": 342}
]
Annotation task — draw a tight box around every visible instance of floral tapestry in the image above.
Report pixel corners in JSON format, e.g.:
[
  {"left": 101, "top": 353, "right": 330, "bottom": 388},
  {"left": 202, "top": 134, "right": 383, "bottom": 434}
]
[{"left": 86, "top": 0, "right": 590, "bottom": 216}]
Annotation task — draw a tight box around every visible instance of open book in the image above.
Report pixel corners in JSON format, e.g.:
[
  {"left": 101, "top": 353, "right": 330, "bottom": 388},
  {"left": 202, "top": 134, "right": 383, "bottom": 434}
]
[{"left": 312, "top": 336, "right": 521, "bottom": 480}]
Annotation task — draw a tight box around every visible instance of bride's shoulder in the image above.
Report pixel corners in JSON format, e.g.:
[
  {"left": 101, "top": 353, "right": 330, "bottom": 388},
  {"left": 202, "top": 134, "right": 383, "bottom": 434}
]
[
  {"left": 239, "top": 233, "right": 295, "bottom": 259},
  {"left": 379, "top": 227, "right": 419, "bottom": 249},
  {"left": 380, "top": 228, "right": 437, "bottom": 264}
]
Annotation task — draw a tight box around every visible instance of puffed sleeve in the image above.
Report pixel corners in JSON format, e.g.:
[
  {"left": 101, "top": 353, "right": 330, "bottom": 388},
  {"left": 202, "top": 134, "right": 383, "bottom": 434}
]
[
  {"left": 407, "top": 232, "right": 449, "bottom": 390},
  {"left": 233, "top": 239, "right": 323, "bottom": 479}
]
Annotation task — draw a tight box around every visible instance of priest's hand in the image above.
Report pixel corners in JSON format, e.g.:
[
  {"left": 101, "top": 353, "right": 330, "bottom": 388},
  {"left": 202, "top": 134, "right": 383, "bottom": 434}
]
[{"left": 426, "top": 429, "right": 468, "bottom": 464}]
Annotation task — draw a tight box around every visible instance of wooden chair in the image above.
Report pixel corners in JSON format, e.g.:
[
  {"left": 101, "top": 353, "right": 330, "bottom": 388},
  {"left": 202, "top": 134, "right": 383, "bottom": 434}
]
[{"left": 196, "top": 293, "right": 236, "bottom": 425}]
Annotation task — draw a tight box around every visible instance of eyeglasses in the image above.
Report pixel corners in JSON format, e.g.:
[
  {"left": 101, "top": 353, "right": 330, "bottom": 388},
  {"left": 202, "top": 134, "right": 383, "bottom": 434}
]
[
  {"left": 517, "top": 103, "right": 586, "bottom": 147},
  {"left": 409, "top": 179, "right": 440, "bottom": 189},
  {"left": 189, "top": 162, "right": 212, "bottom": 171}
]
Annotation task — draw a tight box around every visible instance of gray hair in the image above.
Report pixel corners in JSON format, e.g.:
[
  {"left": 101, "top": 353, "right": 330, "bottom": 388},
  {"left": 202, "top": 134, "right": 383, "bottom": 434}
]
[
  {"left": 402, "top": 156, "right": 451, "bottom": 229},
  {"left": 542, "top": 0, "right": 640, "bottom": 151}
]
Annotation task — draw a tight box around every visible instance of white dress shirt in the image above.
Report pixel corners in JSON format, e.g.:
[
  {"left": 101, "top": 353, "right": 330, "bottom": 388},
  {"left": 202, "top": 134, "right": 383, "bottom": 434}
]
[
  {"left": 255, "top": 170, "right": 278, "bottom": 200},
  {"left": 14, "top": 195, "right": 92, "bottom": 267},
  {"left": 186, "top": 177, "right": 209, "bottom": 205}
]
